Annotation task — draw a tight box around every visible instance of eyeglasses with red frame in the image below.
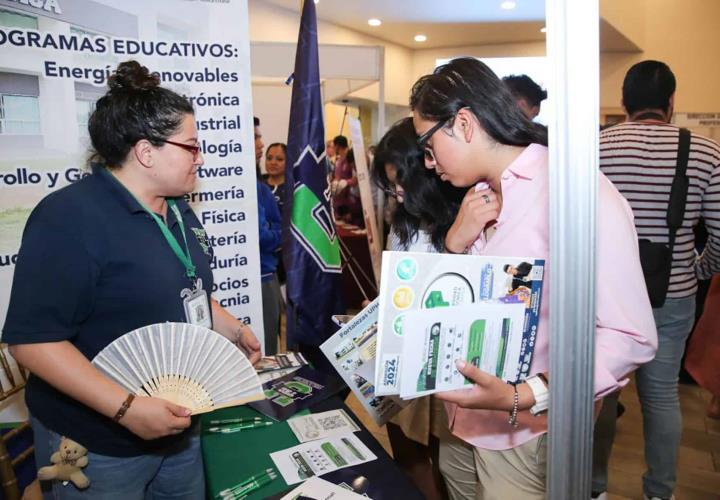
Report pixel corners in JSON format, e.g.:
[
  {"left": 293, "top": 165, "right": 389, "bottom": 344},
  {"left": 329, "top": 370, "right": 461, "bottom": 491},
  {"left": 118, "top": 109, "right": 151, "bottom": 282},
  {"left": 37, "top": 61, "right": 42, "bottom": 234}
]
[{"left": 163, "top": 140, "right": 201, "bottom": 161}]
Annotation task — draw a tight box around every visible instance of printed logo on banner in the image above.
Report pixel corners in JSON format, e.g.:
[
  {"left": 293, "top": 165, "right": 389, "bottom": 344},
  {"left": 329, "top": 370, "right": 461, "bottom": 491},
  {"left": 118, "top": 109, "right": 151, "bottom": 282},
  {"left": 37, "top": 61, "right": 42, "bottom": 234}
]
[
  {"left": 289, "top": 144, "right": 340, "bottom": 273},
  {"left": 290, "top": 183, "right": 340, "bottom": 272}
]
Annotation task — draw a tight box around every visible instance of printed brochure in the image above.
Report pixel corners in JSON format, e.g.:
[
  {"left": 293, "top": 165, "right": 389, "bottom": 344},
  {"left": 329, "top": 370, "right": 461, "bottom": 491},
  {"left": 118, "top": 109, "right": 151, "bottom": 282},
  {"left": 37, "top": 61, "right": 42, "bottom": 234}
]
[
  {"left": 374, "top": 251, "right": 544, "bottom": 396},
  {"left": 400, "top": 302, "right": 526, "bottom": 399},
  {"left": 279, "top": 477, "right": 368, "bottom": 500},
  {"left": 270, "top": 434, "right": 377, "bottom": 485},
  {"left": 249, "top": 366, "right": 345, "bottom": 421},
  {"left": 320, "top": 300, "right": 404, "bottom": 425},
  {"left": 288, "top": 409, "right": 360, "bottom": 443},
  {"left": 256, "top": 352, "right": 309, "bottom": 384}
]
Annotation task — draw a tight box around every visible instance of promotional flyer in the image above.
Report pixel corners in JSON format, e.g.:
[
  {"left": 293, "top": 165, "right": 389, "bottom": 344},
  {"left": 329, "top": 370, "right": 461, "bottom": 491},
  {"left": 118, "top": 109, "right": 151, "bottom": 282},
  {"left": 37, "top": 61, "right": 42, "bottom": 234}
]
[{"left": 374, "top": 251, "right": 544, "bottom": 396}]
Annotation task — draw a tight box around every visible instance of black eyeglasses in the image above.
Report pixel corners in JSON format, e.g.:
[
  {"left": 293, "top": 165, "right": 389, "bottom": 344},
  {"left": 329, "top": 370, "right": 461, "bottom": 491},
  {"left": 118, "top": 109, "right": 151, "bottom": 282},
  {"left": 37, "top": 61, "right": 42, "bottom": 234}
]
[
  {"left": 417, "top": 116, "right": 452, "bottom": 164},
  {"left": 417, "top": 117, "right": 452, "bottom": 147},
  {"left": 417, "top": 108, "right": 471, "bottom": 164},
  {"left": 164, "top": 140, "right": 201, "bottom": 161}
]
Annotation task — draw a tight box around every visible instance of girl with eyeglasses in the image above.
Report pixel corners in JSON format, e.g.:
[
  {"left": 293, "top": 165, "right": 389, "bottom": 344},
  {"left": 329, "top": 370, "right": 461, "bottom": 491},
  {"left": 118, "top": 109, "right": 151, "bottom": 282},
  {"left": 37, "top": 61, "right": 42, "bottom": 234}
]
[
  {"left": 371, "top": 117, "right": 464, "bottom": 498},
  {"left": 410, "top": 57, "right": 657, "bottom": 499},
  {"left": 3, "top": 60, "right": 261, "bottom": 498},
  {"left": 372, "top": 117, "right": 464, "bottom": 253}
]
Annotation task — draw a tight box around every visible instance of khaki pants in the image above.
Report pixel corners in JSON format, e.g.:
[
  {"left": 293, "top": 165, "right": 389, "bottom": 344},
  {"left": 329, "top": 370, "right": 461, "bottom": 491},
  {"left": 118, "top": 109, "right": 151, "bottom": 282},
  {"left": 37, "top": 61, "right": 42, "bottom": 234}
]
[{"left": 439, "top": 434, "right": 547, "bottom": 500}]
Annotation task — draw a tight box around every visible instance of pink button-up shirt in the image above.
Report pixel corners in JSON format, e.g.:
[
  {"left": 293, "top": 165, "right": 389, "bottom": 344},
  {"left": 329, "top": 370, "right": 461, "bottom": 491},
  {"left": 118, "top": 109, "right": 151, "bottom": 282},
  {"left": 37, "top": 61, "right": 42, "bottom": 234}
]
[{"left": 448, "top": 143, "right": 657, "bottom": 450}]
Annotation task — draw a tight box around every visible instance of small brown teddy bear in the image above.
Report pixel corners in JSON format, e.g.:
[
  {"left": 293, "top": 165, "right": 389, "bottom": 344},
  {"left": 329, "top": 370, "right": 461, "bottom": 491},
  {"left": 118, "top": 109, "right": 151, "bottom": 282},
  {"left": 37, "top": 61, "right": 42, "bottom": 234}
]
[{"left": 37, "top": 436, "right": 90, "bottom": 489}]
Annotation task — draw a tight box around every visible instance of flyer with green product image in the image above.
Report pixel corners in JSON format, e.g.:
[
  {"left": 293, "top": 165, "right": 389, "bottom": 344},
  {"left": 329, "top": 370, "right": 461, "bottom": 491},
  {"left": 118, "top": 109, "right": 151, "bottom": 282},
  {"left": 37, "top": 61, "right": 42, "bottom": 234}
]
[
  {"left": 399, "top": 302, "right": 526, "bottom": 399},
  {"left": 374, "top": 251, "right": 545, "bottom": 397},
  {"left": 269, "top": 434, "right": 377, "bottom": 485}
]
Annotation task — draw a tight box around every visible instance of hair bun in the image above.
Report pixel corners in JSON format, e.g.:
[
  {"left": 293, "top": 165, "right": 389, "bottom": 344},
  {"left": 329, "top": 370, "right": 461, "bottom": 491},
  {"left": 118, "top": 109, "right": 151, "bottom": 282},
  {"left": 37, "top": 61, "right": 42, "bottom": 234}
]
[{"left": 108, "top": 60, "right": 159, "bottom": 92}]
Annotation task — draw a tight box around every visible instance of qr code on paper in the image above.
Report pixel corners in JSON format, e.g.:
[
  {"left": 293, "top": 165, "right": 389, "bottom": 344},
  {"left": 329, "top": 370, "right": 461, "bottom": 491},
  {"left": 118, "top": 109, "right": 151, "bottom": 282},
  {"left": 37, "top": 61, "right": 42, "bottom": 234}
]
[{"left": 317, "top": 416, "right": 347, "bottom": 430}]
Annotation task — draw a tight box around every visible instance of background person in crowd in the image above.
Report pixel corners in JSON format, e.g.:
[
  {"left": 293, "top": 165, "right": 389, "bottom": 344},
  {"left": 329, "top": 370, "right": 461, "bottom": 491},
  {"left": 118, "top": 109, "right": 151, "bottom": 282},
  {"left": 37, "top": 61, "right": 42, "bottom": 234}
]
[
  {"left": 325, "top": 139, "right": 336, "bottom": 164},
  {"left": 261, "top": 142, "right": 288, "bottom": 287},
  {"left": 371, "top": 117, "right": 464, "bottom": 499},
  {"left": 411, "top": 57, "right": 657, "bottom": 500},
  {"left": 254, "top": 118, "right": 283, "bottom": 355},
  {"left": 257, "top": 179, "right": 282, "bottom": 355},
  {"left": 331, "top": 135, "right": 363, "bottom": 226},
  {"left": 2, "top": 60, "right": 261, "bottom": 499},
  {"left": 262, "top": 142, "right": 287, "bottom": 213},
  {"left": 685, "top": 274, "right": 720, "bottom": 419},
  {"left": 502, "top": 74, "right": 547, "bottom": 121},
  {"left": 373, "top": 117, "right": 464, "bottom": 253},
  {"left": 594, "top": 60, "right": 720, "bottom": 500},
  {"left": 324, "top": 139, "right": 337, "bottom": 177}
]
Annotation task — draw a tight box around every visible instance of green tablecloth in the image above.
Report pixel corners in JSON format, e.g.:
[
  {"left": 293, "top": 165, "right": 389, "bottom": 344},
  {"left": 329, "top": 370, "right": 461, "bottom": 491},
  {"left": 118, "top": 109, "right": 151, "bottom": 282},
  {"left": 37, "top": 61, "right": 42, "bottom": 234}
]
[
  {"left": 201, "top": 404, "right": 308, "bottom": 499},
  {"left": 202, "top": 398, "right": 425, "bottom": 500}
]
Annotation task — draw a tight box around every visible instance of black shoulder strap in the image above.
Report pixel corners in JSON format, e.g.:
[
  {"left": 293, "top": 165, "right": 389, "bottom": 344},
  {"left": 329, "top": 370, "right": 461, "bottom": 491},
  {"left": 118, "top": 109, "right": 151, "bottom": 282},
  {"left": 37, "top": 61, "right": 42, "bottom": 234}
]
[{"left": 666, "top": 128, "right": 691, "bottom": 250}]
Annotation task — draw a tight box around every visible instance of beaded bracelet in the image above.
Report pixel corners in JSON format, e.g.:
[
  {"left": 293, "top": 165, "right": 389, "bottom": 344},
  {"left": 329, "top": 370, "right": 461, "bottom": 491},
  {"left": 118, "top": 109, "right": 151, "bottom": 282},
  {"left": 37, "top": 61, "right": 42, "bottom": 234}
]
[{"left": 508, "top": 383, "right": 519, "bottom": 428}]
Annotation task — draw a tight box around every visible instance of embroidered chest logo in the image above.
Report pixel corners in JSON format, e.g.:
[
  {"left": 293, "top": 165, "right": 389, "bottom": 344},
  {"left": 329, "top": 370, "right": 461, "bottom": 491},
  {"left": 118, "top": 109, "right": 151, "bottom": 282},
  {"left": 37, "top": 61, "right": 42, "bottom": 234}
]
[{"left": 191, "top": 227, "right": 211, "bottom": 256}]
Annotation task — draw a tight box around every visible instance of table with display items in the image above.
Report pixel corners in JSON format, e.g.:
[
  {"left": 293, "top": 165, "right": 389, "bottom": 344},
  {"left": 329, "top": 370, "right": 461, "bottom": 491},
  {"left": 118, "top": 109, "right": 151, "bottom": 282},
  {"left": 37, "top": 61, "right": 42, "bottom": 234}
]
[{"left": 201, "top": 396, "right": 423, "bottom": 500}]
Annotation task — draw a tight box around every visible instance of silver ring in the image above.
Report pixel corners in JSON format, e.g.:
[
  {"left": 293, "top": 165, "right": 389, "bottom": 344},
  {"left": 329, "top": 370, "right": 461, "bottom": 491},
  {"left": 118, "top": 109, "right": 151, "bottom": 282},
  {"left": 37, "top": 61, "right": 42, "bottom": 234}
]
[{"left": 481, "top": 194, "right": 491, "bottom": 204}]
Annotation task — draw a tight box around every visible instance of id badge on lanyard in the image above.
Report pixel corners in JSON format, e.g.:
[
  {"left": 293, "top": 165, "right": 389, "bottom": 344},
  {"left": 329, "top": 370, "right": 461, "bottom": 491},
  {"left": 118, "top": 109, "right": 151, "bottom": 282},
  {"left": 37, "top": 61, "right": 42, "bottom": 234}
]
[{"left": 181, "top": 278, "right": 212, "bottom": 328}]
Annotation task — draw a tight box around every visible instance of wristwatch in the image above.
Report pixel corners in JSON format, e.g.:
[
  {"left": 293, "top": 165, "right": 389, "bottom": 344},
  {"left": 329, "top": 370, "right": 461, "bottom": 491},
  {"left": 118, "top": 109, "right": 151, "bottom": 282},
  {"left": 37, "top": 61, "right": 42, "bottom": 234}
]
[{"left": 525, "top": 375, "right": 549, "bottom": 416}]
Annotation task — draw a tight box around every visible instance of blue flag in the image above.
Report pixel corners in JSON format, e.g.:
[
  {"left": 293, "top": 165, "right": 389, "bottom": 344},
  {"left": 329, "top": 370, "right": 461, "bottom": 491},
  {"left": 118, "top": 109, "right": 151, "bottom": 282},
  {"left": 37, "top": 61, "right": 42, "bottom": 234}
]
[{"left": 283, "top": 0, "right": 344, "bottom": 349}]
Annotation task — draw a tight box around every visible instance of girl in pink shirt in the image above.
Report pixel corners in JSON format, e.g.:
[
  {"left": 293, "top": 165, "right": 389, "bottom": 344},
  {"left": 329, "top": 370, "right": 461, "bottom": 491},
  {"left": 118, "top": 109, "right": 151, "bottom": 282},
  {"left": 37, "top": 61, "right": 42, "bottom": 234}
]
[{"left": 409, "top": 57, "right": 657, "bottom": 499}]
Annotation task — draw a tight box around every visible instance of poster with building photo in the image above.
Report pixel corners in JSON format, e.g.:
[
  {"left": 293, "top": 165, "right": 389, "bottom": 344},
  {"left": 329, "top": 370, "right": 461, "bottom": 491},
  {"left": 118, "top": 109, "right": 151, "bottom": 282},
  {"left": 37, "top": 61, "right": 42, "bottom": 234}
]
[{"left": 0, "top": 0, "right": 264, "bottom": 364}]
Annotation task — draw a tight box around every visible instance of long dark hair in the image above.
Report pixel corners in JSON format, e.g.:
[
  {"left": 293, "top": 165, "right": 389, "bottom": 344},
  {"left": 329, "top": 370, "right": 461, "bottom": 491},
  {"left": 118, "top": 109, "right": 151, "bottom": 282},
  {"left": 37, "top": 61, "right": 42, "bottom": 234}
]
[
  {"left": 89, "top": 60, "right": 194, "bottom": 168},
  {"left": 410, "top": 57, "right": 547, "bottom": 147},
  {"left": 372, "top": 118, "right": 464, "bottom": 251}
]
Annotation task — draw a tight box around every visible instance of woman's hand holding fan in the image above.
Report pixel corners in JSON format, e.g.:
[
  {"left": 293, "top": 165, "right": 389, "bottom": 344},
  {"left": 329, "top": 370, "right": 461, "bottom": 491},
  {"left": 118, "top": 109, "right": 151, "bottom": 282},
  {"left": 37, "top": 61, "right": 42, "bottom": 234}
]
[{"left": 120, "top": 396, "right": 193, "bottom": 439}]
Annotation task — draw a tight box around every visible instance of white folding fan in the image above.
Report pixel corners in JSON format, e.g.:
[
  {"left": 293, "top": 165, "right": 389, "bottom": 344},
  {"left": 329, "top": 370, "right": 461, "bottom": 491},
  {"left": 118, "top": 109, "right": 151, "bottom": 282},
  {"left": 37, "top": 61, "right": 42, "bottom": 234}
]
[{"left": 91, "top": 322, "right": 265, "bottom": 414}]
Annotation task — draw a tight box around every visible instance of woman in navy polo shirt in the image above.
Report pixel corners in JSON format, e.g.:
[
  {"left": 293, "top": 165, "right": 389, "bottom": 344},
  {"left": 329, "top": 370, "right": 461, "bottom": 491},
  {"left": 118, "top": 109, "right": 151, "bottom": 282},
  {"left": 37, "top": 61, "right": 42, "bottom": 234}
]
[{"left": 3, "top": 61, "right": 261, "bottom": 499}]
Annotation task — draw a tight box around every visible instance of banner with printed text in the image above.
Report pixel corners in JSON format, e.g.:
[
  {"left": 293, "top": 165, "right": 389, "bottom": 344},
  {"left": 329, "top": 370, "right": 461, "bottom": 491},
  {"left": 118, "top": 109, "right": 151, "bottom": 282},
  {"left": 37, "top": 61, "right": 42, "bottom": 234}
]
[{"left": 0, "top": 0, "right": 263, "bottom": 358}]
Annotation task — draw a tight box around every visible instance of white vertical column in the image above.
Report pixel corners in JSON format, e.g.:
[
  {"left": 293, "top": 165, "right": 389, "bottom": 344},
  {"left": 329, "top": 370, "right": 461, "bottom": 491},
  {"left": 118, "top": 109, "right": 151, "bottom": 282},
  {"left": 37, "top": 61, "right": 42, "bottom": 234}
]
[{"left": 546, "top": 0, "right": 599, "bottom": 498}]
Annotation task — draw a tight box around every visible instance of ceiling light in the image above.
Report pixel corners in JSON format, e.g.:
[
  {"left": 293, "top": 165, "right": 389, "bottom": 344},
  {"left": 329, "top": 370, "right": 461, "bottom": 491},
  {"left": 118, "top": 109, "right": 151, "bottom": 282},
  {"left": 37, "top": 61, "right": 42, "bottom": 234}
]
[
  {"left": 414, "top": 34, "right": 427, "bottom": 43},
  {"left": 313, "top": 0, "right": 319, "bottom": 3},
  {"left": 501, "top": 1, "right": 516, "bottom": 9},
  {"left": 540, "top": 26, "right": 547, "bottom": 33},
  {"left": 368, "top": 18, "right": 382, "bottom": 27}
]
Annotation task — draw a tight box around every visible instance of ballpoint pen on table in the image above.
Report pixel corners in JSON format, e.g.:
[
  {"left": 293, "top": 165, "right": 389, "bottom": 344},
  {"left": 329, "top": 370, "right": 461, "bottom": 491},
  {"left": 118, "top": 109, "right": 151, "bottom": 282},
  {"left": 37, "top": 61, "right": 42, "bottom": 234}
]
[
  {"left": 216, "top": 468, "right": 276, "bottom": 499},
  {"left": 220, "top": 470, "right": 278, "bottom": 499},
  {"left": 207, "top": 421, "right": 274, "bottom": 433},
  {"left": 208, "top": 416, "right": 264, "bottom": 426}
]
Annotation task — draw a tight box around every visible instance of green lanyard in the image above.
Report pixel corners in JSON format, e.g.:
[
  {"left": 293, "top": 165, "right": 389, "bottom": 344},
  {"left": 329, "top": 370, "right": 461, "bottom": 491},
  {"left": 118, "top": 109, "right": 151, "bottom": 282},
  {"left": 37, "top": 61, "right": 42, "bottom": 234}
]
[
  {"left": 141, "top": 199, "right": 197, "bottom": 280},
  {"left": 107, "top": 172, "right": 196, "bottom": 280}
]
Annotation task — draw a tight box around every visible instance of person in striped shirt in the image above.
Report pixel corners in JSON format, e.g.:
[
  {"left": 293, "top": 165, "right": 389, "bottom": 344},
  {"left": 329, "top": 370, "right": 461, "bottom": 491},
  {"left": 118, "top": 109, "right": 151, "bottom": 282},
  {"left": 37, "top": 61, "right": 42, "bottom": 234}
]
[{"left": 595, "top": 60, "right": 720, "bottom": 500}]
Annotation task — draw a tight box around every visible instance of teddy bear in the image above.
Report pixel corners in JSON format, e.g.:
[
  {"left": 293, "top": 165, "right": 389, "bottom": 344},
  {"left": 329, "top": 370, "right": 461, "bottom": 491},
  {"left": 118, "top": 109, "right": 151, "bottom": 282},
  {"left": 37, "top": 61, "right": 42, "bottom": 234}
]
[{"left": 37, "top": 436, "right": 90, "bottom": 489}]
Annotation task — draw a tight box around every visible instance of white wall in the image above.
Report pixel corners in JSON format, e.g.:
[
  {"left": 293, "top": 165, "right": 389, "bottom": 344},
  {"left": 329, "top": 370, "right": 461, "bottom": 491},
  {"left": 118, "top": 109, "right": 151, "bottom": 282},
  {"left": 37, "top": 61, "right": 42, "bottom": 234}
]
[{"left": 252, "top": 82, "right": 293, "bottom": 173}]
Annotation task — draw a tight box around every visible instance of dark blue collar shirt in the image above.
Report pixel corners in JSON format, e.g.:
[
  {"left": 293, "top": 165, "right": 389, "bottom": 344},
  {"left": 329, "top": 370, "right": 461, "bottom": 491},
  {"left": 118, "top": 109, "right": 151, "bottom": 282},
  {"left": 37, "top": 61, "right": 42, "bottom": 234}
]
[{"left": 2, "top": 167, "right": 214, "bottom": 456}]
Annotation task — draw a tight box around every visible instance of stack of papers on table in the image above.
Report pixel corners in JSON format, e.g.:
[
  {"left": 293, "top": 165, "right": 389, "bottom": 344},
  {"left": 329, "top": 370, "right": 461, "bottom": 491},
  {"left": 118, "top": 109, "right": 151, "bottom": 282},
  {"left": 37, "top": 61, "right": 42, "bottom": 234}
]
[{"left": 280, "top": 477, "right": 369, "bottom": 499}]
